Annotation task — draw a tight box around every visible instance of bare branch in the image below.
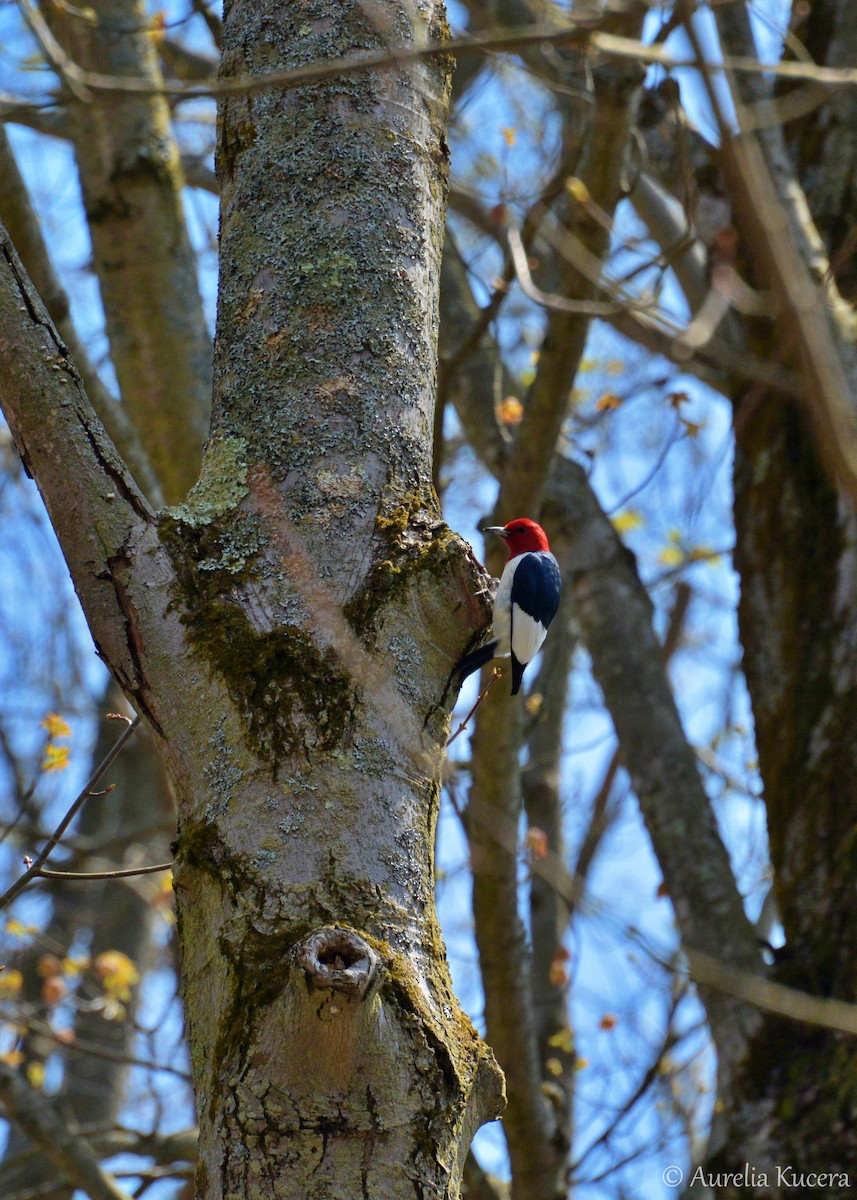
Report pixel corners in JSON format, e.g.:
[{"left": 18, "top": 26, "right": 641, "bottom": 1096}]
[
  {"left": 687, "top": 950, "right": 857, "bottom": 1039},
  {"left": 627, "top": 170, "right": 710, "bottom": 314},
  {"left": 11, "top": 21, "right": 610, "bottom": 101},
  {"left": 0, "top": 226, "right": 156, "bottom": 696},
  {"left": 0, "top": 127, "right": 165, "bottom": 506},
  {"left": 0, "top": 1063, "right": 134, "bottom": 1200},
  {"left": 498, "top": 4, "right": 647, "bottom": 519},
  {"left": 15, "top": 0, "right": 90, "bottom": 101},
  {"left": 447, "top": 669, "right": 501, "bottom": 747},
  {"left": 683, "top": 8, "right": 857, "bottom": 502},
  {"left": 13, "top": 22, "right": 857, "bottom": 105},
  {"left": 35, "top": 860, "right": 172, "bottom": 882},
  {"left": 191, "top": 0, "right": 222, "bottom": 49},
  {"left": 18, "top": 1017, "right": 191, "bottom": 1081},
  {"left": 468, "top": 678, "right": 561, "bottom": 1195},
  {"left": 0, "top": 716, "right": 141, "bottom": 911},
  {"left": 542, "top": 457, "right": 764, "bottom": 1094},
  {"left": 507, "top": 225, "right": 624, "bottom": 316},
  {"left": 36, "top": 0, "right": 213, "bottom": 503},
  {"left": 438, "top": 233, "right": 512, "bottom": 479}
]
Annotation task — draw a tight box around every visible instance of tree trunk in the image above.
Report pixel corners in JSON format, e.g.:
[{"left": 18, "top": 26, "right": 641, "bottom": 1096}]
[{"left": 2, "top": 0, "right": 506, "bottom": 1195}]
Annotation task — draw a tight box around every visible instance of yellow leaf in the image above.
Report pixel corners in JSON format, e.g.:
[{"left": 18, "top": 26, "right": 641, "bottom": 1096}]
[
  {"left": 566, "top": 177, "right": 590, "bottom": 204},
  {"left": 0, "top": 968, "right": 23, "bottom": 999},
  {"left": 94, "top": 951, "right": 139, "bottom": 1002},
  {"left": 1, "top": 1049, "right": 25, "bottom": 1067},
  {"left": 5, "top": 920, "right": 37, "bottom": 941},
  {"left": 62, "top": 956, "right": 89, "bottom": 977},
  {"left": 501, "top": 127, "right": 517, "bottom": 146},
  {"left": 152, "top": 874, "right": 174, "bottom": 907},
  {"left": 574, "top": 1057, "right": 589, "bottom": 1071},
  {"left": 40, "top": 713, "right": 71, "bottom": 739},
  {"left": 42, "top": 744, "right": 70, "bottom": 773},
  {"left": 579, "top": 357, "right": 597, "bottom": 372},
  {"left": 595, "top": 392, "right": 622, "bottom": 412},
  {"left": 612, "top": 509, "right": 644, "bottom": 534},
  {"left": 545, "top": 1057, "right": 564, "bottom": 1076},
  {"left": 688, "top": 544, "right": 720, "bottom": 565},
  {"left": 606, "top": 359, "right": 625, "bottom": 375},
  {"left": 153, "top": 875, "right": 175, "bottom": 924},
  {"left": 682, "top": 418, "right": 704, "bottom": 438},
  {"left": 524, "top": 692, "right": 542, "bottom": 716},
  {"left": 26, "top": 1061, "right": 45, "bottom": 1090},
  {"left": 658, "top": 545, "right": 685, "bottom": 567},
  {"left": 547, "top": 1028, "right": 574, "bottom": 1053}
]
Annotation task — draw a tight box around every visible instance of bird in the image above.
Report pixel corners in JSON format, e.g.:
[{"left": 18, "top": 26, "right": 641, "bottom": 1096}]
[{"left": 457, "top": 518, "right": 561, "bottom": 695}]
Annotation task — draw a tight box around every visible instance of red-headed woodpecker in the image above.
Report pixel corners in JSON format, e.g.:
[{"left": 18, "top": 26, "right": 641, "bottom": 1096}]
[{"left": 457, "top": 518, "right": 561, "bottom": 695}]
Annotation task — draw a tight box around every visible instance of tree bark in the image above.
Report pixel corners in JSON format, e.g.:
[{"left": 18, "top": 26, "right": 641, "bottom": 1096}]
[{"left": 2, "top": 0, "right": 507, "bottom": 1193}]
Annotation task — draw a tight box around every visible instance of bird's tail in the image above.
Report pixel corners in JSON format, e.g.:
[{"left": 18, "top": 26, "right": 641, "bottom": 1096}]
[{"left": 456, "top": 641, "right": 498, "bottom": 684}]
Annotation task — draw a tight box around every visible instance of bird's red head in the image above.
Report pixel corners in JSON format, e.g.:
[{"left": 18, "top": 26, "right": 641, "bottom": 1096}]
[{"left": 485, "top": 518, "right": 551, "bottom": 559}]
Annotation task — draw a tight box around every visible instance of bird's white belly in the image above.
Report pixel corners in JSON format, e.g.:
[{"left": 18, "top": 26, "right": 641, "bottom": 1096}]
[{"left": 492, "top": 556, "right": 549, "bottom": 663}]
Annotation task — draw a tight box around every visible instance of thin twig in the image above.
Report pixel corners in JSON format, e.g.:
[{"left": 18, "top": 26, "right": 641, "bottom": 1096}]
[
  {"left": 568, "top": 990, "right": 684, "bottom": 1177},
  {"left": 18, "top": 22, "right": 857, "bottom": 104},
  {"left": 0, "top": 715, "right": 141, "bottom": 912},
  {"left": 35, "top": 861, "right": 172, "bottom": 882},
  {"left": 508, "top": 224, "right": 623, "bottom": 316},
  {"left": 447, "top": 669, "right": 502, "bottom": 746},
  {"left": 20, "top": 1017, "right": 191, "bottom": 1081},
  {"left": 22, "top": 22, "right": 603, "bottom": 101}
]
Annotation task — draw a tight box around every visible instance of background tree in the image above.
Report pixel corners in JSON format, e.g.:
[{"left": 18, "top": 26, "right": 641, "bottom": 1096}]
[{"left": 1, "top": 2, "right": 857, "bottom": 1198}]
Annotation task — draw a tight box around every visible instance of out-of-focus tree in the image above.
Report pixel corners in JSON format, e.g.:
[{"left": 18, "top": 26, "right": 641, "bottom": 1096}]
[{"left": 1, "top": 2, "right": 857, "bottom": 1198}]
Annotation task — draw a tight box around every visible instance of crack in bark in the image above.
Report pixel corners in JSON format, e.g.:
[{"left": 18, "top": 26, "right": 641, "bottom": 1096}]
[
  {"left": 3, "top": 233, "right": 153, "bottom": 524},
  {"left": 79, "top": 417, "right": 154, "bottom": 524},
  {"left": 99, "top": 547, "right": 164, "bottom": 736}
]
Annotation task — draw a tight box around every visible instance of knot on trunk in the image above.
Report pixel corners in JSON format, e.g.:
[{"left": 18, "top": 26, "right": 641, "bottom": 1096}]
[{"left": 293, "top": 926, "right": 380, "bottom": 1001}]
